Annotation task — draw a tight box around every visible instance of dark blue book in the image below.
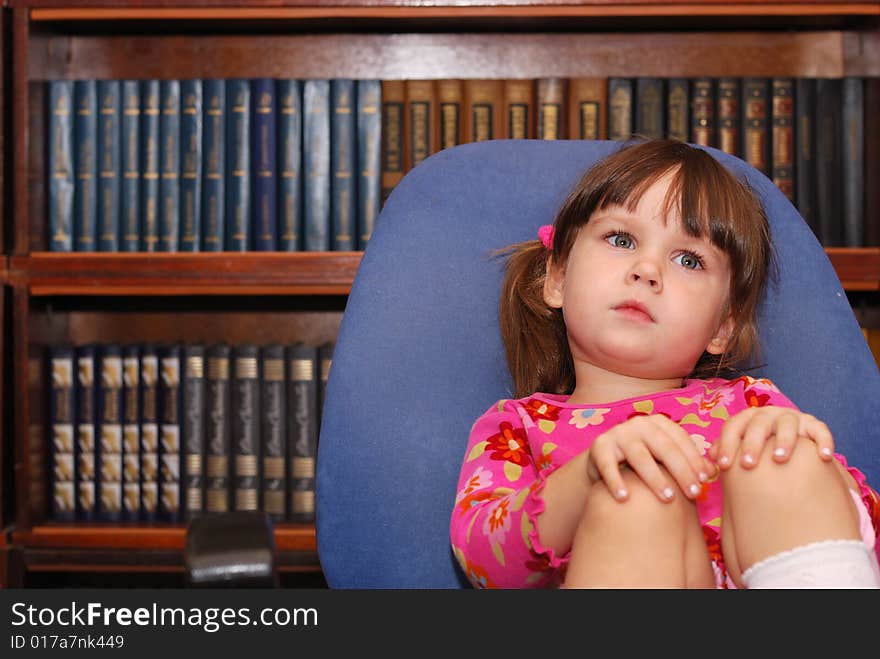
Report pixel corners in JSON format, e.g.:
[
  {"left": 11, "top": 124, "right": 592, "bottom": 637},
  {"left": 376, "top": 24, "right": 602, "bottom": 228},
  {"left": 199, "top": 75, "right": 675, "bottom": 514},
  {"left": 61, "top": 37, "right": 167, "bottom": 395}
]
[
  {"left": 635, "top": 77, "right": 665, "bottom": 140},
  {"left": 158, "top": 343, "right": 182, "bottom": 522},
  {"left": 607, "top": 77, "right": 633, "bottom": 142},
  {"left": 842, "top": 76, "right": 864, "bottom": 247},
  {"left": 140, "top": 344, "right": 159, "bottom": 521},
  {"left": 159, "top": 80, "right": 181, "bottom": 252},
  {"left": 205, "top": 344, "right": 232, "bottom": 514},
  {"left": 120, "top": 81, "right": 141, "bottom": 252},
  {"left": 815, "top": 77, "right": 843, "bottom": 247},
  {"left": 260, "top": 345, "right": 286, "bottom": 522},
  {"left": 47, "top": 81, "right": 74, "bottom": 252},
  {"left": 182, "top": 344, "right": 206, "bottom": 520},
  {"left": 331, "top": 79, "right": 356, "bottom": 251},
  {"left": 48, "top": 346, "right": 76, "bottom": 521},
  {"left": 277, "top": 79, "right": 302, "bottom": 251},
  {"left": 286, "top": 343, "right": 318, "bottom": 523},
  {"left": 140, "top": 80, "right": 161, "bottom": 252},
  {"left": 74, "top": 80, "right": 97, "bottom": 252},
  {"left": 75, "top": 344, "right": 97, "bottom": 520},
  {"left": 666, "top": 78, "right": 690, "bottom": 143},
  {"left": 357, "top": 80, "right": 381, "bottom": 250},
  {"left": 225, "top": 79, "right": 251, "bottom": 251},
  {"left": 201, "top": 80, "right": 226, "bottom": 252},
  {"left": 251, "top": 78, "right": 277, "bottom": 251},
  {"left": 180, "top": 80, "right": 203, "bottom": 252},
  {"left": 232, "top": 344, "right": 260, "bottom": 512},
  {"left": 96, "top": 80, "right": 121, "bottom": 251},
  {"left": 121, "top": 345, "right": 141, "bottom": 521},
  {"left": 303, "top": 79, "right": 331, "bottom": 251},
  {"left": 97, "top": 344, "right": 123, "bottom": 521}
]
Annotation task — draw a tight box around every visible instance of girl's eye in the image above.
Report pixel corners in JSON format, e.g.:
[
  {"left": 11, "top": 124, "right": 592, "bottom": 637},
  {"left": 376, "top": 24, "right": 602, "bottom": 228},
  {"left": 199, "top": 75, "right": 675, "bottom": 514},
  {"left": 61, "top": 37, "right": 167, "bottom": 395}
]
[
  {"left": 606, "top": 232, "right": 634, "bottom": 249},
  {"left": 675, "top": 252, "right": 704, "bottom": 270}
]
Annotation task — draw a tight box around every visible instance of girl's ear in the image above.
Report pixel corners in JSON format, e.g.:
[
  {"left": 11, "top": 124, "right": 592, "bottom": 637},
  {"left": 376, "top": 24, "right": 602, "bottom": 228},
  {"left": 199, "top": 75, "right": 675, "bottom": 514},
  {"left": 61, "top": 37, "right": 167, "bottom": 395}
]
[
  {"left": 543, "top": 259, "right": 565, "bottom": 309},
  {"left": 706, "top": 315, "right": 734, "bottom": 355}
]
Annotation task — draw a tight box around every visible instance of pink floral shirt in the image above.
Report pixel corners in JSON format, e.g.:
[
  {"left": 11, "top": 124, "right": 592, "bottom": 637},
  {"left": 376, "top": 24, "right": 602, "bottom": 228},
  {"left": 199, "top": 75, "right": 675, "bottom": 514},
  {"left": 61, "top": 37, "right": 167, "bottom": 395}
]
[{"left": 450, "top": 376, "right": 877, "bottom": 588}]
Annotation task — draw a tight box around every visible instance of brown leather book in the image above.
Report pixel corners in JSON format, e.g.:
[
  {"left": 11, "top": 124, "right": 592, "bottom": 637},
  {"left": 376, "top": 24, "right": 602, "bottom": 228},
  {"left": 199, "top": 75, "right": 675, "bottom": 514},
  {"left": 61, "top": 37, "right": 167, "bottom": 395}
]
[
  {"left": 690, "top": 77, "right": 715, "bottom": 147},
  {"left": 568, "top": 77, "right": 607, "bottom": 140},
  {"left": 537, "top": 77, "right": 567, "bottom": 140},
  {"left": 437, "top": 79, "right": 464, "bottom": 150},
  {"left": 666, "top": 78, "right": 689, "bottom": 143},
  {"left": 380, "top": 80, "right": 405, "bottom": 204},
  {"left": 463, "top": 79, "right": 503, "bottom": 143},
  {"left": 404, "top": 80, "right": 439, "bottom": 172},
  {"left": 502, "top": 79, "right": 536, "bottom": 139},
  {"left": 716, "top": 77, "right": 740, "bottom": 156},
  {"left": 741, "top": 77, "right": 770, "bottom": 175},
  {"left": 771, "top": 78, "right": 795, "bottom": 202}
]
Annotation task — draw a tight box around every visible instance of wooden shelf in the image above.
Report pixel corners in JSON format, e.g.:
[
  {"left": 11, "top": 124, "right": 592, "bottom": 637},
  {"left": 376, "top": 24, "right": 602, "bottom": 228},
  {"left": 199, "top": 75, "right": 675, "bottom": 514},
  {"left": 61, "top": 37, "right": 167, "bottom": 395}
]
[
  {"left": 826, "top": 247, "right": 880, "bottom": 291},
  {"left": 8, "top": 252, "right": 362, "bottom": 296}
]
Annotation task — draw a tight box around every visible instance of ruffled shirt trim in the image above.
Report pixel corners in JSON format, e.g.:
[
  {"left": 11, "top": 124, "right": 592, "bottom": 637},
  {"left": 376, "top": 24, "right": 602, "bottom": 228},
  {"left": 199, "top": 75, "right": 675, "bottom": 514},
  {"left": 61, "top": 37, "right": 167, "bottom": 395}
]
[{"left": 522, "top": 464, "right": 571, "bottom": 570}]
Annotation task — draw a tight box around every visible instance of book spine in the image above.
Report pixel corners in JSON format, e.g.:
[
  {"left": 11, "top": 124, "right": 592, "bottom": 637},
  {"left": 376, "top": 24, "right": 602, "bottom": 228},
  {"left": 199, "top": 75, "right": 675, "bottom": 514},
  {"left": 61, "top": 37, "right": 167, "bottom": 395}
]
[
  {"left": 690, "top": 77, "right": 715, "bottom": 147},
  {"left": 183, "top": 344, "right": 205, "bottom": 520},
  {"left": 741, "top": 77, "right": 770, "bottom": 175},
  {"left": 47, "top": 81, "right": 74, "bottom": 252},
  {"left": 404, "top": 80, "right": 437, "bottom": 172},
  {"left": 380, "top": 80, "right": 405, "bottom": 205},
  {"left": 568, "top": 77, "right": 607, "bottom": 140},
  {"left": 287, "top": 344, "right": 318, "bottom": 523},
  {"left": 716, "top": 77, "right": 740, "bottom": 156},
  {"left": 607, "top": 77, "right": 633, "bottom": 141},
  {"left": 251, "top": 78, "right": 277, "bottom": 251},
  {"left": 437, "top": 79, "right": 464, "bottom": 150},
  {"left": 158, "top": 344, "right": 182, "bottom": 522},
  {"left": 771, "top": 78, "right": 795, "bottom": 203},
  {"left": 277, "top": 79, "right": 303, "bottom": 252},
  {"left": 74, "top": 80, "right": 98, "bottom": 252},
  {"left": 140, "top": 80, "right": 161, "bottom": 252},
  {"left": 842, "top": 76, "right": 864, "bottom": 247},
  {"left": 75, "top": 344, "right": 97, "bottom": 521},
  {"left": 666, "top": 78, "right": 689, "bottom": 143},
  {"left": 205, "top": 344, "right": 231, "bottom": 514},
  {"left": 794, "top": 78, "right": 818, "bottom": 238},
  {"left": 318, "top": 341, "right": 334, "bottom": 423},
  {"left": 226, "top": 79, "right": 251, "bottom": 251},
  {"left": 97, "top": 344, "right": 123, "bottom": 522},
  {"left": 537, "top": 78, "right": 566, "bottom": 140},
  {"left": 815, "top": 78, "right": 843, "bottom": 246},
  {"left": 180, "top": 79, "right": 203, "bottom": 252},
  {"left": 96, "top": 80, "right": 121, "bottom": 252},
  {"left": 865, "top": 77, "right": 880, "bottom": 247},
  {"left": 232, "top": 344, "right": 261, "bottom": 512},
  {"left": 122, "top": 345, "right": 141, "bottom": 521},
  {"left": 331, "top": 79, "right": 357, "bottom": 251},
  {"left": 464, "top": 79, "right": 502, "bottom": 143},
  {"left": 49, "top": 346, "right": 76, "bottom": 521},
  {"left": 120, "top": 81, "right": 141, "bottom": 252},
  {"left": 503, "top": 79, "right": 535, "bottom": 139},
  {"left": 303, "top": 79, "right": 331, "bottom": 251},
  {"left": 261, "top": 345, "right": 287, "bottom": 522},
  {"left": 158, "top": 80, "right": 180, "bottom": 252},
  {"left": 357, "top": 79, "right": 381, "bottom": 250},
  {"left": 139, "top": 345, "right": 160, "bottom": 521},
  {"left": 201, "top": 80, "right": 226, "bottom": 252},
  {"left": 634, "top": 77, "right": 664, "bottom": 140}
]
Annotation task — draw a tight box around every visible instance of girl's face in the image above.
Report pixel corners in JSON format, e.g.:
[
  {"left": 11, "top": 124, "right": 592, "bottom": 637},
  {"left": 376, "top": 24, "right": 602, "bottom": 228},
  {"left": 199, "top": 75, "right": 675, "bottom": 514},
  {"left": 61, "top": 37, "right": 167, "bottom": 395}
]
[{"left": 543, "top": 173, "right": 734, "bottom": 383}]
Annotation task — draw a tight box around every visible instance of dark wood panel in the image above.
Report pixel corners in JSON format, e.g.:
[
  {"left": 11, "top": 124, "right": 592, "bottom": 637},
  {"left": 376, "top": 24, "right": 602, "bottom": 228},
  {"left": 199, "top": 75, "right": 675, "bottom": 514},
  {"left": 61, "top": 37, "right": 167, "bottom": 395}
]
[{"left": 826, "top": 247, "right": 880, "bottom": 291}]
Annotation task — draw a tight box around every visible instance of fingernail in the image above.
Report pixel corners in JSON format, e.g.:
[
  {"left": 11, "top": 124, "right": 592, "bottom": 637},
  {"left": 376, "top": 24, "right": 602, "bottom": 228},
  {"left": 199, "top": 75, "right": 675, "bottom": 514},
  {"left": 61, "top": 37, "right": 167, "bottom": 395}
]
[
  {"left": 773, "top": 447, "right": 786, "bottom": 458},
  {"left": 698, "top": 471, "right": 708, "bottom": 482},
  {"left": 662, "top": 487, "right": 674, "bottom": 500},
  {"left": 689, "top": 483, "right": 700, "bottom": 496},
  {"left": 719, "top": 455, "right": 730, "bottom": 467},
  {"left": 616, "top": 488, "right": 628, "bottom": 500},
  {"left": 743, "top": 454, "right": 755, "bottom": 465},
  {"left": 821, "top": 447, "right": 832, "bottom": 457}
]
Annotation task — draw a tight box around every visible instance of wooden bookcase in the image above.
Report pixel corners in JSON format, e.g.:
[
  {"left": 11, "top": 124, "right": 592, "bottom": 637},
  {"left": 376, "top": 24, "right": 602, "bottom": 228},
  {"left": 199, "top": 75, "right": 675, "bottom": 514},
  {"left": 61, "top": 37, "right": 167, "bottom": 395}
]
[{"left": 4, "top": 0, "right": 880, "bottom": 586}]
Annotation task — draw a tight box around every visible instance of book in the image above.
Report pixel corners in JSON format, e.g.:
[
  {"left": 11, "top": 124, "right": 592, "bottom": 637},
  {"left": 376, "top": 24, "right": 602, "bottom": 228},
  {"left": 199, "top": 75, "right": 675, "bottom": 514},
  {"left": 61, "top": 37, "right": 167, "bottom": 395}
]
[
  {"left": 380, "top": 79, "right": 405, "bottom": 205},
  {"left": 690, "top": 77, "right": 715, "bottom": 147},
  {"left": 205, "top": 344, "right": 232, "bottom": 514},
  {"left": 277, "top": 79, "right": 303, "bottom": 252},
  {"left": 120, "top": 80, "right": 141, "bottom": 252},
  {"left": 607, "top": 77, "right": 633, "bottom": 142},
  {"left": 140, "top": 80, "right": 161, "bottom": 252},
  {"left": 158, "top": 343, "right": 182, "bottom": 522},
  {"left": 303, "top": 79, "right": 331, "bottom": 251},
  {"left": 74, "top": 80, "right": 97, "bottom": 252},
  {"left": 287, "top": 343, "right": 318, "bottom": 523},
  {"left": 251, "top": 78, "right": 277, "bottom": 251},
  {"left": 182, "top": 344, "right": 205, "bottom": 520},
  {"left": 179, "top": 79, "right": 203, "bottom": 252},
  {"left": 121, "top": 345, "right": 141, "bottom": 521},
  {"left": 865, "top": 77, "right": 880, "bottom": 247},
  {"left": 225, "top": 78, "right": 251, "bottom": 251},
  {"left": 634, "top": 77, "right": 664, "bottom": 140},
  {"left": 357, "top": 79, "right": 382, "bottom": 250},
  {"left": 331, "top": 79, "right": 357, "bottom": 251},
  {"left": 201, "top": 79, "right": 225, "bottom": 252},
  {"left": 568, "top": 77, "right": 607, "bottom": 140},
  {"left": 537, "top": 78, "right": 566, "bottom": 140},
  {"left": 463, "top": 79, "right": 502, "bottom": 143},
  {"left": 503, "top": 79, "right": 536, "bottom": 139},
  {"left": 75, "top": 344, "right": 97, "bottom": 520},
  {"left": 666, "top": 78, "right": 689, "bottom": 143},
  {"left": 139, "top": 344, "right": 160, "bottom": 521},
  {"left": 771, "top": 78, "right": 795, "bottom": 202},
  {"left": 96, "top": 80, "right": 121, "bottom": 252},
  {"left": 158, "top": 80, "right": 181, "bottom": 252},
  {"left": 716, "top": 77, "right": 740, "bottom": 157},
  {"left": 437, "top": 79, "right": 464, "bottom": 150},
  {"left": 232, "top": 344, "right": 260, "bottom": 512},
  {"left": 741, "top": 77, "right": 770, "bottom": 176},
  {"left": 404, "top": 79, "right": 438, "bottom": 170},
  {"left": 842, "top": 76, "right": 864, "bottom": 247},
  {"left": 815, "top": 77, "right": 843, "bottom": 246},
  {"left": 260, "top": 345, "right": 287, "bottom": 522},
  {"left": 318, "top": 341, "right": 334, "bottom": 423},
  {"left": 96, "top": 344, "right": 123, "bottom": 522},
  {"left": 48, "top": 346, "right": 76, "bottom": 521},
  {"left": 794, "top": 78, "right": 818, "bottom": 238},
  {"left": 47, "top": 80, "right": 74, "bottom": 252}
]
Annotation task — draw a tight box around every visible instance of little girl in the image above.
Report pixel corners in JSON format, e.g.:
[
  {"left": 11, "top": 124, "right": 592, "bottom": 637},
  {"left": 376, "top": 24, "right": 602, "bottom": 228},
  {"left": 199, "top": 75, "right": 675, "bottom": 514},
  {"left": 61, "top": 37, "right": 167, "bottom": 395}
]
[{"left": 449, "top": 138, "right": 880, "bottom": 588}]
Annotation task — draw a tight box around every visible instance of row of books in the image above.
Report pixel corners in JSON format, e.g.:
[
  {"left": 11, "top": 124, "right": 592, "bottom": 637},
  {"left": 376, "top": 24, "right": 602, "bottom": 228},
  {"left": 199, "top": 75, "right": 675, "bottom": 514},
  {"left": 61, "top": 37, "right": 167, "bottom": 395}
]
[
  {"left": 46, "top": 78, "right": 381, "bottom": 253},
  {"left": 47, "top": 341, "right": 333, "bottom": 525}
]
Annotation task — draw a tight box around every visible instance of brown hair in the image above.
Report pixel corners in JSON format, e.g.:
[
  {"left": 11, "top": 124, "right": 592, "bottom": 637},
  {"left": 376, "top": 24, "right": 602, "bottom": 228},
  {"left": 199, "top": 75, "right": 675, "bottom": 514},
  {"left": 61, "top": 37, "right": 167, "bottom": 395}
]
[{"left": 499, "top": 138, "right": 773, "bottom": 398}]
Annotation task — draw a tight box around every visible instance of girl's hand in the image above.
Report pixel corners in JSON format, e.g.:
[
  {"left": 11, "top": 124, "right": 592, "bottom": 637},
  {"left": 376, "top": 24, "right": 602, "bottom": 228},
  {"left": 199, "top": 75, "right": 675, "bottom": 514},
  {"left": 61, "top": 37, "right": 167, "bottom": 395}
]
[
  {"left": 711, "top": 406, "right": 835, "bottom": 470},
  {"left": 585, "top": 414, "right": 715, "bottom": 503}
]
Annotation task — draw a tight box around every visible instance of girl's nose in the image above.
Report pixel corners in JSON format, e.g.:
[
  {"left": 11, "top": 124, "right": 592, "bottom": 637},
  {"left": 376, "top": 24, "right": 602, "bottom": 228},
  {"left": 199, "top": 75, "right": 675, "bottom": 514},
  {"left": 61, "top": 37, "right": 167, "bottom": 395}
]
[{"left": 628, "top": 260, "right": 662, "bottom": 291}]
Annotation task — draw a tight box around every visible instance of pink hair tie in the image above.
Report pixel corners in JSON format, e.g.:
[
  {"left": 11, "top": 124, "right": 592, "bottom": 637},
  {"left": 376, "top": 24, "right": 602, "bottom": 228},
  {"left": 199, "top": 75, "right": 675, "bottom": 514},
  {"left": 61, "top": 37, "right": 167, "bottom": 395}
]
[{"left": 538, "top": 224, "right": 555, "bottom": 249}]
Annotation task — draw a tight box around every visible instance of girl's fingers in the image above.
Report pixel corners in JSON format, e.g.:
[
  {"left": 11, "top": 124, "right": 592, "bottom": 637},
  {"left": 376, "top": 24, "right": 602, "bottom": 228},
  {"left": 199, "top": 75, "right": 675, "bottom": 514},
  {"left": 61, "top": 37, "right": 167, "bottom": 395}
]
[
  {"left": 799, "top": 414, "right": 835, "bottom": 461},
  {"left": 641, "top": 419, "right": 704, "bottom": 499},
  {"left": 586, "top": 440, "right": 629, "bottom": 501},
  {"left": 738, "top": 409, "right": 777, "bottom": 467},
  {"left": 620, "top": 440, "right": 678, "bottom": 503},
  {"left": 770, "top": 411, "right": 800, "bottom": 462},
  {"left": 716, "top": 407, "right": 755, "bottom": 469}
]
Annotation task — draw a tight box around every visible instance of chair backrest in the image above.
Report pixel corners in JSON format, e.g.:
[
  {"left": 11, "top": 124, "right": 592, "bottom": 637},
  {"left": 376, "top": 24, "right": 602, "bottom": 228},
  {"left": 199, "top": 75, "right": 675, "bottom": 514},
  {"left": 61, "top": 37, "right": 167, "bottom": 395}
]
[{"left": 315, "top": 139, "right": 880, "bottom": 588}]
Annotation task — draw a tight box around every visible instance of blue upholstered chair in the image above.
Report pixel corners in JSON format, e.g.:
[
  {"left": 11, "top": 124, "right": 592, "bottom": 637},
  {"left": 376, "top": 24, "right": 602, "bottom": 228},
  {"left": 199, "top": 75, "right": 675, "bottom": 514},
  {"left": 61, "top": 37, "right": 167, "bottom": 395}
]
[{"left": 315, "top": 139, "right": 880, "bottom": 588}]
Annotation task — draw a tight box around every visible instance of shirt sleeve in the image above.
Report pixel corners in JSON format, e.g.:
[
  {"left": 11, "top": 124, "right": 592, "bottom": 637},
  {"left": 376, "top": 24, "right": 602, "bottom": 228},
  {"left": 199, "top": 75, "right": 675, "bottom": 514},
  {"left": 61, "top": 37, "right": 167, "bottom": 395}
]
[{"left": 449, "top": 399, "right": 563, "bottom": 589}]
